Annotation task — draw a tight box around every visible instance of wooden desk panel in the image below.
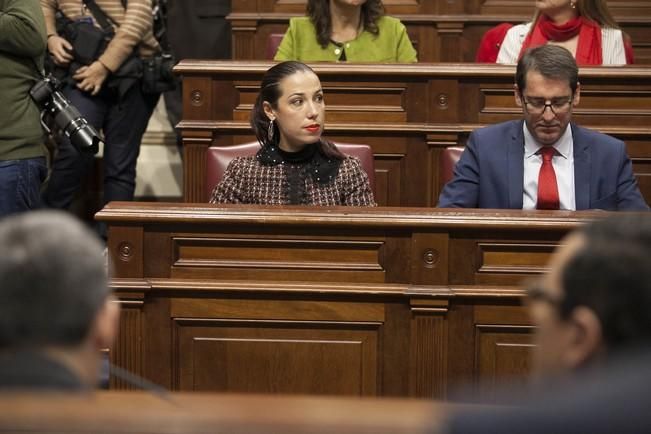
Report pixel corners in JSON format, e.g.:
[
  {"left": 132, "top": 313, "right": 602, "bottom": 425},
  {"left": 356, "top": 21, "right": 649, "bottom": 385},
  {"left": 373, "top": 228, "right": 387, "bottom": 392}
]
[{"left": 99, "top": 204, "right": 606, "bottom": 398}]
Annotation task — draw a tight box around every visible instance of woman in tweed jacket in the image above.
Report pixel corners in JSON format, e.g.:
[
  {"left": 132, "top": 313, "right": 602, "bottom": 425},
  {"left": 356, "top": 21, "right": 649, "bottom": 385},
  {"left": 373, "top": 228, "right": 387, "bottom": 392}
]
[{"left": 210, "top": 61, "right": 375, "bottom": 206}]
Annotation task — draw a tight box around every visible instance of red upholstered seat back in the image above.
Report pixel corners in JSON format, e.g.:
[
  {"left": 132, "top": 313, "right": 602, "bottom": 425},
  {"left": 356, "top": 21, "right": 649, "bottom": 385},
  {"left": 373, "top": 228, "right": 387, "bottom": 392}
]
[
  {"left": 475, "top": 23, "right": 514, "bottom": 63},
  {"left": 205, "top": 142, "right": 376, "bottom": 201},
  {"left": 439, "top": 146, "right": 464, "bottom": 188},
  {"left": 266, "top": 33, "right": 285, "bottom": 59}
]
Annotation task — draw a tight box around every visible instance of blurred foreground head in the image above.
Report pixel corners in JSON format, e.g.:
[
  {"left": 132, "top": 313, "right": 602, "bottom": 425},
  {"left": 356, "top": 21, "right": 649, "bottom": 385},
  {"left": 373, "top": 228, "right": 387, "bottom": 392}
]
[
  {"left": 0, "top": 210, "right": 118, "bottom": 389},
  {"left": 528, "top": 213, "right": 651, "bottom": 378}
]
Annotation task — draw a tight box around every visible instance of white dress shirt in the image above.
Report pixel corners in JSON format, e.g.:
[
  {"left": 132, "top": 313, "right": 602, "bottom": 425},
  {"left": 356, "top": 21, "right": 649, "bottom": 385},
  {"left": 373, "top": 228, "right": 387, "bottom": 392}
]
[{"left": 522, "top": 124, "right": 576, "bottom": 210}]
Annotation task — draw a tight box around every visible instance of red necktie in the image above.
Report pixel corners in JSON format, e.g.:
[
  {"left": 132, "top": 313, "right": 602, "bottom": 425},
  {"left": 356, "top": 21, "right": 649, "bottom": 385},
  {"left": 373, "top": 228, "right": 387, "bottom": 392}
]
[{"left": 537, "top": 147, "right": 560, "bottom": 210}]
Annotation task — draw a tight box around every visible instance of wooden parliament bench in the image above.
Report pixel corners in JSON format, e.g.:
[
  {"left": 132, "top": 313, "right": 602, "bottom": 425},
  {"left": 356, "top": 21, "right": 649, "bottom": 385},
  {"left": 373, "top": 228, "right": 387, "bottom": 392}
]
[
  {"left": 0, "top": 391, "right": 451, "bottom": 433},
  {"left": 176, "top": 61, "right": 651, "bottom": 206},
  {"left": 228, "top": 0, "right": 651, "bottom": 63},
  {"left": 98, "top": 203, "right": 605, "bottom": 398}
]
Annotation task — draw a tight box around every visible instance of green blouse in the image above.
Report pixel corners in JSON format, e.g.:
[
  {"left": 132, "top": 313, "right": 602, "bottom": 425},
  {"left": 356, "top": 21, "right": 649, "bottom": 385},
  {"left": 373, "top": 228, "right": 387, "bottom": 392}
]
[{"left": 274, "top": 16, "right": 417, "bottom": 63}]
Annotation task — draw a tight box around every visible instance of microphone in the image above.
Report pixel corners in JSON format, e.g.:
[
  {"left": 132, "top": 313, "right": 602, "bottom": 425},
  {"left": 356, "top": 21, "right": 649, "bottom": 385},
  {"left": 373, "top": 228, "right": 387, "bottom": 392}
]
[{"left": 108, "top": 363, "right": 175, "bottom": 403}]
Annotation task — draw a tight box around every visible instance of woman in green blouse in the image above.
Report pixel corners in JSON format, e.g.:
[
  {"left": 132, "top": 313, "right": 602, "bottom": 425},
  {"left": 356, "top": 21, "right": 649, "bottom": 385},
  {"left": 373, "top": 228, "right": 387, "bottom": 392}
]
[{"left": 274, "top": 0, "right": 417, "bottom": 63}]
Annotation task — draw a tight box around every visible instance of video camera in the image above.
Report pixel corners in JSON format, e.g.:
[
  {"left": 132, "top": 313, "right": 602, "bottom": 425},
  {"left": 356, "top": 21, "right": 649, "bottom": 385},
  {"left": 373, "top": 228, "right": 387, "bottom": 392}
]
[{"left": 30, "top": 75, "right": 102, "bottom": 154}]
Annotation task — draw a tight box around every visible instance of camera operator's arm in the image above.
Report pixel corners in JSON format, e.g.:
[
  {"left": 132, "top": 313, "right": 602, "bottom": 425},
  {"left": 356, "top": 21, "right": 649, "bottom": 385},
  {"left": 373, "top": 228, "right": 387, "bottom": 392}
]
[
  {"left": 0, "top": 0, "right": 47, "bottom": 58},
  {"left": 39, "top": 0, "right": 72, "bottom": 65},
  {"left": 97, "top": 0, "right": 156, "bottom": 73},
  {"left": 46, "top": 35, "right": 73, "bottom": 65}
]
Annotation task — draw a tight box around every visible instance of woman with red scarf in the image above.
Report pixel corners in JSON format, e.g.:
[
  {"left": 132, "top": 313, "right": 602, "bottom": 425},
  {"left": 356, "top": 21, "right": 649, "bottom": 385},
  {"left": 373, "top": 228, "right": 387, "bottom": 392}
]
[{"left": 476, "top": 0, "right": 633, "bottom": 65}]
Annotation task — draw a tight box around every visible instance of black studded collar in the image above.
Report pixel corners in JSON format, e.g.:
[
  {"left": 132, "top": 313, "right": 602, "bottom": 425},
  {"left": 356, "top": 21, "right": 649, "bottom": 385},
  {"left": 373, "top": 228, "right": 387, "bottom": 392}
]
[{"left": 256, "top": 142, "right": 341, "bottom": 185}]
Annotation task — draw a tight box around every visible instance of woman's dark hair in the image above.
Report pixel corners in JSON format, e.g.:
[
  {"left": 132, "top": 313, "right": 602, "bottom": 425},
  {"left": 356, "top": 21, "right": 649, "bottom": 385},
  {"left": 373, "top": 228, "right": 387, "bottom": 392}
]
[
  {"left": 307, "top": 0, "right": 385, "bottom": 49},
  {"left": 531, "top": 0, "right": 620, "bottom": 29},
  {"left": 250, "top": 60, "right": 344, "bottom": 159}
]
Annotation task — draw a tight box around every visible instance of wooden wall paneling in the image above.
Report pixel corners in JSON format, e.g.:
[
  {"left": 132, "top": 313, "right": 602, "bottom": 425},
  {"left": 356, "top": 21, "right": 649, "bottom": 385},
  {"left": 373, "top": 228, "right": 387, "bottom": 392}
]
[
  {"left": 473, "top": 241, "right": 557, "bottom": 285},
  {"left": 169, "top": 289, "right": 387, "bottom": 395},
  {"left": 230, "top": 0, "right": 258, "bottom": 13},
  {"left": 626, "top": 22, "right": 651, "bottom": 65},
  {"left": 474, "top": 324, "right": 534, "bottom": 401},
  {"left": 383, "top": 0, "right": 432, "bottom": 14},
  {"left": 144, "top": 295, "right": 173, "bottom": 389},
  {"left": 174, "top": 318, "right": 381, "bottom": 395},
  {"left": 107, "top": 225, "right": 144, "bottom": 278},
  {"left": 166, "top": 228, "right": 388, "bottom": 283},
  {"left": 473, "top": 78, "right": 520, "bottom": 125},
  {"left": 473, "top": 303, "right": 534, "bottom": 401},
  {"left": 447, "top": 232, "right": 563, "bottom": 286},
  {"left": 409, "top": 295, "right": 450, "bottom": 398},
  {"left": 444, "top": 300, "right": 476, "bottom": 396},
  {"left": 182, "top": 76, "right": 214, "bottom": 121},
  {"left": 574, "top": 79, "right": 651, "bottom": 128},
  {"left": 230, "top": 17, "right": 258, "bottom": 59},
  {"left": 109, "top": 281, "right": 147, "bottom": 390},
  {"left": 403, "top": 137, "right": 429, "bottom": 206},
  {"left": 380, "top": 302, "right": 412, "bottom": 396},
  {"left": 410, "top": 232, "right": 449, "bottom": 285},
  {"left": 428, "top": 78, "right": 461, "bottom": 124},
  {"left": 266, "top": 1, "right": 304, "bottom": 14},
  {"left": 183, "top": 139, "right": 210, "bottom": 202},
  {"left": 142, "top": 228, "right": 174, "bottom": 278},
  {"left": 436, "top": 22, "right": 465, "bottom": 62}
]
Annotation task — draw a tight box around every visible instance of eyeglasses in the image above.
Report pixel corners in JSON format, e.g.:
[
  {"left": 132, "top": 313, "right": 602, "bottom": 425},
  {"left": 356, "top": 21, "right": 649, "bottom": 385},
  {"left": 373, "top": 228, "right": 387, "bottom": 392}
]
[{"left": 522, "top": 97, "right": 573, "bottom": 115}]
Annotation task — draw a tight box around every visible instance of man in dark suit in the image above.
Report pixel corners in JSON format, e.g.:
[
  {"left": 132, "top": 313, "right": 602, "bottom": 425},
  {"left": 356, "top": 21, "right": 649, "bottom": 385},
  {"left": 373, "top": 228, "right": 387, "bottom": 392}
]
[
  {"left": 0, "top": 211, "right": 119, "bottom": 390},
  {"left": 438, "top": 45, "right": 648, "bottom": 211},
  {"left": 445, "top": 214, "right": 651, "bottom": 433},
  {"left": 163, "top": 0, "right": 231, "bottom": 151}
]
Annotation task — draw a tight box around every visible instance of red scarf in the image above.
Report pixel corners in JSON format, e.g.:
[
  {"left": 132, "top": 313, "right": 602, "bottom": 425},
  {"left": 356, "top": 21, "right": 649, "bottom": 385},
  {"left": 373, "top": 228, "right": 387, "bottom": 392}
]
[{"left": 519, "top": 15, "right": 603, "bottom": 65}]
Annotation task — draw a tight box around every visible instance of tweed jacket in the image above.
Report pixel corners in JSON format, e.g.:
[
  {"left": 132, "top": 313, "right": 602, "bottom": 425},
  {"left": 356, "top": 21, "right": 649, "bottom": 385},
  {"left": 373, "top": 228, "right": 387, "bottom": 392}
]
[{"left": 210, "top": 154, "right": 376, "bottom": 207}]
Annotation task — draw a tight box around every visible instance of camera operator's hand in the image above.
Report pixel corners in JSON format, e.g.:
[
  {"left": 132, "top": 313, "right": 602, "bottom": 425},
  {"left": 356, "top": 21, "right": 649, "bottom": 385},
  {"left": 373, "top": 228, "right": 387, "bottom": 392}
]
[
  {"left": 47, "top": 35, "right": 74, "bottom": 66},
  {"left": 73, "top": 61, "right": 110, "bottom": 96}
]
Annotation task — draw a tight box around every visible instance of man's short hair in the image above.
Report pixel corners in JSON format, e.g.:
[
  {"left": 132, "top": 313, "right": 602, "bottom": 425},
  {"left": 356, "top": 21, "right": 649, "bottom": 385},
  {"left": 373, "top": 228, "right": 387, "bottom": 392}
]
[
  {"left": 516, "top": 45, "right": 579, "bottom": 95},
  {"left": 0, "top": 211, "right": 109, "bottom": 348},
  {"left": 559, "top": 215, "right": 651, "bottom": 350}
]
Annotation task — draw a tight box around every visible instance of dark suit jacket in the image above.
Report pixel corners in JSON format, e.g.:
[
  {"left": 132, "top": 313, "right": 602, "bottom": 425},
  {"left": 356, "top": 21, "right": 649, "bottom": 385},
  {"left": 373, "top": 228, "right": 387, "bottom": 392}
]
[
  {"left": 445, "top": 351, "right": 651, "bottom": 434},
  {"left": 164, "top": 0, "right": 231, "bottom": 135},
  {"left": 0, "top": 351, "right": 83, "bottom": 391},
  {"left": 166, "top": 0, "right": 231, "bottom": 60},
  {"left": 437, "top": 120, "right": 649, "bottom": 211}
]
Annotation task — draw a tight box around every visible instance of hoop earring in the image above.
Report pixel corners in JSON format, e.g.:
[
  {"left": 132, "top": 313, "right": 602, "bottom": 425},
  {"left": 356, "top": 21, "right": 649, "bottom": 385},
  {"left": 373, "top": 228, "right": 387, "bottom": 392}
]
[
  {"left": 571, "top": 0, "right": 576, "bottom": 8},
  {"left": 267, "top": 119, "right": 275, "bottom": 143}
]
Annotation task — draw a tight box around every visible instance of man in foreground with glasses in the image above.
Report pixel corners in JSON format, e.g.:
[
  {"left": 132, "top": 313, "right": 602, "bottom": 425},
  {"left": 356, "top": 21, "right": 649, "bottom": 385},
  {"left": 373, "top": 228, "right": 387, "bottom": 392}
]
[
  {"left": 438, "top": 44, "right": 648, "bottom": 210},
  {"left": 444, "top": 214, "right": 651, "bottom": 433}
]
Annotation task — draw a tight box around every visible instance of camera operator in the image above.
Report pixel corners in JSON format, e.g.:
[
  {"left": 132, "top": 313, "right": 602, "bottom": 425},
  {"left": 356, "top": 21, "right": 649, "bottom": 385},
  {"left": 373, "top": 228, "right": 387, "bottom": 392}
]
[
  {"left": 0, "top": 0, "right": 49, "bottom": 217},
  {"left": 40, "top": 0, "right": 160, "bottom": 237}
]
